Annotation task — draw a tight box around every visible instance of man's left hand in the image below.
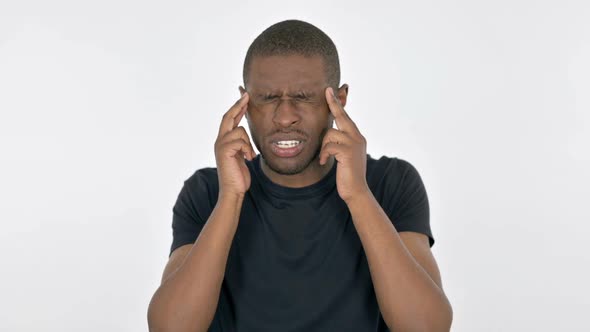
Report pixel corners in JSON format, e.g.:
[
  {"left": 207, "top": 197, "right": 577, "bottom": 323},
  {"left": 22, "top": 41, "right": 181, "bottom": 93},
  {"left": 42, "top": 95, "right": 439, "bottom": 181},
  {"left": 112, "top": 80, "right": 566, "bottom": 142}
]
[{"left": 319, "top": 87, "right": 371, "bottom": 204}]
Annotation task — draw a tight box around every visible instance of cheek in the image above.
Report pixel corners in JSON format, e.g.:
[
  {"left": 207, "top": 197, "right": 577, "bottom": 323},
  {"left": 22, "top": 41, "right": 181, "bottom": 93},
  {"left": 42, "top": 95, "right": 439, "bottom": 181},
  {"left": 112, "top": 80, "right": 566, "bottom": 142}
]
[
  {"left": 246, "top": 111, "right": 270, "bottom": 138},
  {"left": 245, "top": 117, "right": 258, "bottom": 136},
  {"left": 246, "top": 108, "right": 262, "bottom": 125},
  {"left": 247, "top": 107, "right": 265, "bottom": 121}
]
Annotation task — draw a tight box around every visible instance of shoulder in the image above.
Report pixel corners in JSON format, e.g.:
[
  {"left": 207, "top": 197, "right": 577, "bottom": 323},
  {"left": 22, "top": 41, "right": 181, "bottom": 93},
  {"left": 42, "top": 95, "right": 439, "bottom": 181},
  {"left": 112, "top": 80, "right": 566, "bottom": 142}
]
[
  {"left": 366, "top": 154, "right": 421, "bottom": 186},
  {"left": 366, "top": 154, "right": 433, "bottom": 245},
  {"left": 180, "top": 166, "right": 219, "bottom": 205},
  {"left": 185, "top": 166, "right": 218, "bottom": 186}
]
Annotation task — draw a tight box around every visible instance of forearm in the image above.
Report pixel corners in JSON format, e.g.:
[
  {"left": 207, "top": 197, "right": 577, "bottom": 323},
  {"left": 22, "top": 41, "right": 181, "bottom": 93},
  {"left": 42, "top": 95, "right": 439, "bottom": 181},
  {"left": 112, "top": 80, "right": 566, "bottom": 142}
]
[
  {"left": 148, "top": 193, "right": 244, "bottom": 332},
  {"left": 347, "top": 193, "right": 452, "bottom": 332}
]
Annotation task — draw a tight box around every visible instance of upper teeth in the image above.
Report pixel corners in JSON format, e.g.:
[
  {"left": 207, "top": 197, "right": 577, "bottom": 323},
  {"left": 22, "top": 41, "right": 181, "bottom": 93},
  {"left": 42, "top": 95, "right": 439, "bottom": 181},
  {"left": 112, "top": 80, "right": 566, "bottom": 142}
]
[{"left": 276, "top": 140, "right": 301, "bottom": 147}]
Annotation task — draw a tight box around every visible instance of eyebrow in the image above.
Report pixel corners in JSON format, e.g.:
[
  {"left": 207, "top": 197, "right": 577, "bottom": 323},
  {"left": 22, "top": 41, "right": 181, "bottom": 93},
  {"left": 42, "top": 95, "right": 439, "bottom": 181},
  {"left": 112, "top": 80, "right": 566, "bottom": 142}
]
[
  {"left": 288, "top": 90, "right": 316, "bottom": 97},
  {"left": 252, "top": 90, "right": 316, "bottom": 97}
]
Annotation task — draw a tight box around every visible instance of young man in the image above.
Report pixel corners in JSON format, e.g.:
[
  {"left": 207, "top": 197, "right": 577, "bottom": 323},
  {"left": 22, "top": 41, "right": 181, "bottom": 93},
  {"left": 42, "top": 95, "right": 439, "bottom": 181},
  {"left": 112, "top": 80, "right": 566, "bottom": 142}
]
[{"left": 148, "top": 20, "right": 452, "bottom": 332}]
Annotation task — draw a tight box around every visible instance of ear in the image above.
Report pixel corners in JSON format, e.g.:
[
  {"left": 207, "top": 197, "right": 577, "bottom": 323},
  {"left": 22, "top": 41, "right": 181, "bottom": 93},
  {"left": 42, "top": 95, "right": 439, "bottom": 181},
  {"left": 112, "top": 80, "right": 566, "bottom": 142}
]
[
  {"left": 239, "top": 86, "right": 249, "bottom": 119},
  {"left": 337, "top": 83, "right": 349, "bottom": 107}
]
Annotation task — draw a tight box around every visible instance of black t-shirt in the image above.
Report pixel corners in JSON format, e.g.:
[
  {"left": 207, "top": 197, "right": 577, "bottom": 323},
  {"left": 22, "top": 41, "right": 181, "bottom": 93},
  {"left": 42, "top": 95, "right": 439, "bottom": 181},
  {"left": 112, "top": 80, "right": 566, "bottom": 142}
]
[{"left": 170, "top": 154, "right": 434, "bottom": 332}]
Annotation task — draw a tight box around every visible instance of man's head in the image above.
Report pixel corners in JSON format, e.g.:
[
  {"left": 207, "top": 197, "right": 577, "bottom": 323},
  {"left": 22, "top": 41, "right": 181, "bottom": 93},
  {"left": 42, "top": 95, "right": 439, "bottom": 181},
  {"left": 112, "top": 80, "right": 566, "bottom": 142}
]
[
  {"left": 240, "top": 20, "right": 348, "bottom": 177},
  {"left": 242, "top": 19, "right": 341, "bottom": 90}
]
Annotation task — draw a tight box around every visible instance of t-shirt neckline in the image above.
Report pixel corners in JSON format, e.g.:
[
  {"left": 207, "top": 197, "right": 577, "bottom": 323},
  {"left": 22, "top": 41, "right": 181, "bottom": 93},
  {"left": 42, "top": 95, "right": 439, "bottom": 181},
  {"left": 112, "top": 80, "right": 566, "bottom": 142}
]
[{"left": 249, "top": 154, "right": 337, "bottom": 199}]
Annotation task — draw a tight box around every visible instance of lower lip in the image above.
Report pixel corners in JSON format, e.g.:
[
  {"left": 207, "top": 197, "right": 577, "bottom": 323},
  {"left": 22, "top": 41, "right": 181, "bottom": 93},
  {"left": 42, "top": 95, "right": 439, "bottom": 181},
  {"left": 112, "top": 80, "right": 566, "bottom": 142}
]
[{"left": 270, "top": 142, "right": 304, "bottom": 158}]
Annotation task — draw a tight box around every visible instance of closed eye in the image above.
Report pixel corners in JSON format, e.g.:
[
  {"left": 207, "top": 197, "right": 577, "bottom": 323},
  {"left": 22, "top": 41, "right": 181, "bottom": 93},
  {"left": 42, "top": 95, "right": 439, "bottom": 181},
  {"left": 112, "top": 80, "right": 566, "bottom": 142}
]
[{"left": 263, "top": 94, "right": 279, "bottom": 101}]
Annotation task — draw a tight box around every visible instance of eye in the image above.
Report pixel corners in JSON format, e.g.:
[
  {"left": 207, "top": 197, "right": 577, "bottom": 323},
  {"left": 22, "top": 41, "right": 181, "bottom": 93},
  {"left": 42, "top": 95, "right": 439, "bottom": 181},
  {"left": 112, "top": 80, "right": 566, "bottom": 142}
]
[
  {"left": 295, "top": 93, "right": 309, "bottom": 100},
  {"left": 263, "top": 94, "right": 278, "bottom": 101}
]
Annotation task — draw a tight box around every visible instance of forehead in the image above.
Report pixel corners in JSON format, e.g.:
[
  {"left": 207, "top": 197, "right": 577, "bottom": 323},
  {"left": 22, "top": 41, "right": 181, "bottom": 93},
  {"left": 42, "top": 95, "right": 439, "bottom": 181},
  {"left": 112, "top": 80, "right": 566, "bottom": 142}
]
[{"left": 247, "top": 55, "right": 327, "bottom": 92}]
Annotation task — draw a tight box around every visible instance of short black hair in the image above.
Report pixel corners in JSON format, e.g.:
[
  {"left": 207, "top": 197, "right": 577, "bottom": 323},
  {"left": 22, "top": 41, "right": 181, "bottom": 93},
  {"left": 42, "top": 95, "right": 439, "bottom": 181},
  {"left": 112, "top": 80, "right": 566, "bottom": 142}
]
[{"left": 242, "top": 19, "right": 340, "bottom": 89}]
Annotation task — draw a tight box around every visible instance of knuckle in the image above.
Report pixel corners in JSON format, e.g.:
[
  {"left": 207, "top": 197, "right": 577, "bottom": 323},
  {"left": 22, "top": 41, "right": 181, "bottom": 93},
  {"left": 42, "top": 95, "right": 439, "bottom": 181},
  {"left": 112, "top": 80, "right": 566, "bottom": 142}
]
[
  {"left": 238, "top": 128, "right": 251, "bottom": 141},
  {"left": 232, "top": 138, "right": 247, "bottom": 147}
]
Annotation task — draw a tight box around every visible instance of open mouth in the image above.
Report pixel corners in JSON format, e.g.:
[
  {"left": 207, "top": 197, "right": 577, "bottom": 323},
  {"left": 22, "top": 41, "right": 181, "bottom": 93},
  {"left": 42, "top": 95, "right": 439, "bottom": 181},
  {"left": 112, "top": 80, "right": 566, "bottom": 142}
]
[{"left": 271, "top": 140, "right": 304, "bottom": 157}]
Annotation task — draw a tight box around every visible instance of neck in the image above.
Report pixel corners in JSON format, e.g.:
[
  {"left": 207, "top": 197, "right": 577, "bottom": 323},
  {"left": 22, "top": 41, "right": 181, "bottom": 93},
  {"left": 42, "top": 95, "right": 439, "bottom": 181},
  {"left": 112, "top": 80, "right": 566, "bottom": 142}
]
[{"left": 259, "top": 156, "right": 335, "bottom": 188}]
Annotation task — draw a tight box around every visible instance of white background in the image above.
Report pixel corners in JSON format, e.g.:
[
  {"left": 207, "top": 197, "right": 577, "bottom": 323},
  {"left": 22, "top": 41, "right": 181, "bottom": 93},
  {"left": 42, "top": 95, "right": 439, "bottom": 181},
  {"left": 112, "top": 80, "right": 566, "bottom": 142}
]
[{"left": 1, "top": 1, "right": 589, "bottom": 331}]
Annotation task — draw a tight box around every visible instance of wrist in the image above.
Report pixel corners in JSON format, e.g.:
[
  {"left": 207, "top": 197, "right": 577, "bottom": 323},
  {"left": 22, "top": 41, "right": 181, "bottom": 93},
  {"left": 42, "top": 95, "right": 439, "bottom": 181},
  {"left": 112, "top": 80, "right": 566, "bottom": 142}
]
[
  {"left": 218, "top": 190, "right": 246, "bottom": 205},
  {"left": 344, "top": 188, "right": 374, "bottom": 209}
]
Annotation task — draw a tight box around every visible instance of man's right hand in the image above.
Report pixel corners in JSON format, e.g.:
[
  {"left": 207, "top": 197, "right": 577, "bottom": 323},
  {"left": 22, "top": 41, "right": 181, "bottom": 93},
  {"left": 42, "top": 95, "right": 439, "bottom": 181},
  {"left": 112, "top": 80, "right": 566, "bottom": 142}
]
[{"left": 214, "top": 92, "right": 256, "bottom": 198}]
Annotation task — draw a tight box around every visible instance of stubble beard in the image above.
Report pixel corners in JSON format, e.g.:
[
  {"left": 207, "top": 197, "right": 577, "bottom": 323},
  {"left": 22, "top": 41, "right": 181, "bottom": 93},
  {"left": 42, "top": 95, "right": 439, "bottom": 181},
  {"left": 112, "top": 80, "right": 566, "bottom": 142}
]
[
  {"left": 255, "top": 127, "right": 329, "bottom": 176},
  {"left": 263, "top": 143, "right": 321, "bottom": 175}
]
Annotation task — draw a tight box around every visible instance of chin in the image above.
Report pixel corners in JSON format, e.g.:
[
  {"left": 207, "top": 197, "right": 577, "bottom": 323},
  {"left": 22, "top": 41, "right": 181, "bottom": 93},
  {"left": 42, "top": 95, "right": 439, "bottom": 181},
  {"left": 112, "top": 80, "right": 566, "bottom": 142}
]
[{"left": 261, "top": 149, "right": 319, "bottom": 176}]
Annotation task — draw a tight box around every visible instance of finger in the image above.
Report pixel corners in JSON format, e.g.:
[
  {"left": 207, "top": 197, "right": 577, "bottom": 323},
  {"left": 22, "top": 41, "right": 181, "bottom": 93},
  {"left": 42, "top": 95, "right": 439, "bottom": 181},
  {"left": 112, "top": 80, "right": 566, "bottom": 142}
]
[
  {"left": 221, "top": 126, "right": 256, "bottom": 159},
  {"left": 233, "top": 103, "right": 248, "bottom": 128},
  {"left": 319, "top": 142, "right": 349, "bottom": 165},
  {"left": 221, "top": 138, "right": 256, "bottom": 161},
  {"left": 325, "top": 87, "right": 359, "bottom": 135},
  {"left": 218, "top": 93, "right": 249, "bottom": 137},
  {"left": 321, "top": 128, "right": 351, "bottom": 147}
]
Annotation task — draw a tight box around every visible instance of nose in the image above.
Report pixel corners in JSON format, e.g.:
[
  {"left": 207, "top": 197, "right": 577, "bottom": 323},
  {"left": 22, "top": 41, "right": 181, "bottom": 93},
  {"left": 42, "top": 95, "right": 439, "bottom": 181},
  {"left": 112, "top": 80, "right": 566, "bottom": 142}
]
[{"left": 272, "top": 98, "right": 301, "bottom": 128}]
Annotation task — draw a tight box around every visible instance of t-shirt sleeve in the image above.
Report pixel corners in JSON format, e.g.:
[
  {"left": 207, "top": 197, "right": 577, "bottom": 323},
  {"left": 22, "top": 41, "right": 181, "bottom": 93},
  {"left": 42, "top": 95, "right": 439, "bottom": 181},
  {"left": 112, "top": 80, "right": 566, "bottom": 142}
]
[
  {"left": 169, "top": 174, "right": 209, "bottom": 257},
  {"left": 383, "top": 159, "right": 435, "bottom": 248}
]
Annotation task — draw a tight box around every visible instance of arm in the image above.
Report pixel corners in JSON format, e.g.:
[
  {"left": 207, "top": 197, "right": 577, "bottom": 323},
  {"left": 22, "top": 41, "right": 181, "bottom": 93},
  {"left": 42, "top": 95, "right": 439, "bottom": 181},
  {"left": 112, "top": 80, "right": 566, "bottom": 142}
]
[
  {"left": 347, "top": 193, "right": 453, "bottom": 331},
  {"left": 148, "top": 92, "right": 255, "bottom": 332},
  {"left": 147, "top": 193, "right": 244, "bottom": 332},
  {"left": 318, "top": 87, "right": 452, "bottom": 331}
]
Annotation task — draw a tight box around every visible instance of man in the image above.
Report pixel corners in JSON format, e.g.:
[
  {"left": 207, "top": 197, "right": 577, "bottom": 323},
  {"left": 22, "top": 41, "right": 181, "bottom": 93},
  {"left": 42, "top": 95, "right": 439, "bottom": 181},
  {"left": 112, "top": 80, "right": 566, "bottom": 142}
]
[{"left": 148, "top": 20, "right": 452, "bottom": 332}]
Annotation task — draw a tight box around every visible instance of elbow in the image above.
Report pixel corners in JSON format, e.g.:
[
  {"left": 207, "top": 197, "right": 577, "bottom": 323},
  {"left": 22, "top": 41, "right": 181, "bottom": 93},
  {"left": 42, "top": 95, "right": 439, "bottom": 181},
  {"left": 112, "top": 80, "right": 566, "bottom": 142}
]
[
  {"left": 423, "top": 296, "right": 453, "bottom": 332},
  {"left": 431, "top": 301, "right": 453, "bottom": 332},
  {"left": 147, "top": 298, "right": 209, "bottom": 332},
  {"left": 147, "top": 299, "right": 167, "bottom": 332},
  {"left": 425, "top": 290, "right": 454, "bottom": 332},
  {"left": 385, "top": 299, "right": 453, "bottom": 332},
  {"left": 437, "top": 292, "right": 454, "bottom": 331},
  {"left": 427, "top": 300, "right": 454, "bottom": 332},
  {"left": 147, "top": 294, "right": 178, "bottom": 332},
  {"left": 147, "top": 311, "right": 185, "bottom": 332}
]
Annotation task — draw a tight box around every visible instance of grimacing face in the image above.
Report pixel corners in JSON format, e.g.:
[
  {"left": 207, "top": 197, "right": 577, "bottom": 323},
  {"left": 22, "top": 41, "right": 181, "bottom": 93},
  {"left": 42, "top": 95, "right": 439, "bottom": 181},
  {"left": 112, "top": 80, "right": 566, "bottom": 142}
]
[{"left": 240, "top": 55, "right": 347, "bottom": 176}]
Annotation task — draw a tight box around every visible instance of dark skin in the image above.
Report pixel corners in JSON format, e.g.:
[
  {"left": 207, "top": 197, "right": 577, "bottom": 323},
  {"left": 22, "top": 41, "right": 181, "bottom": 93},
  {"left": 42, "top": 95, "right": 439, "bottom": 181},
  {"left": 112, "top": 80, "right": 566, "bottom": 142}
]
[
  {"left": 239, "top": 55, "right": 452, "bottom": 330},
  {"left": 148, "top": 54, "right": 452, "bottom": 332},
  {"left": 239, "top": 55, "right": 347, "bottom": 188}
]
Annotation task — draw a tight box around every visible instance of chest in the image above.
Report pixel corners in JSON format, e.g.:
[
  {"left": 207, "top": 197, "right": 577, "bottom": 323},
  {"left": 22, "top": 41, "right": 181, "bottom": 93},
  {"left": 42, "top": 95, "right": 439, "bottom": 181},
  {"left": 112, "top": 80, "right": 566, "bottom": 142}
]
[{"left": 219, "top": 196, "right": 383, "bottom": 331}]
